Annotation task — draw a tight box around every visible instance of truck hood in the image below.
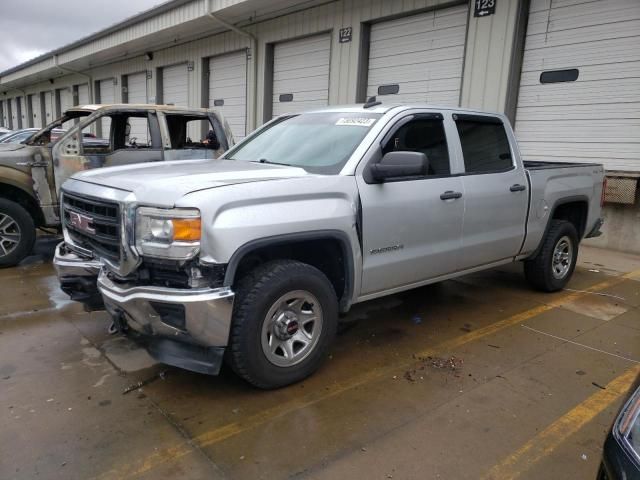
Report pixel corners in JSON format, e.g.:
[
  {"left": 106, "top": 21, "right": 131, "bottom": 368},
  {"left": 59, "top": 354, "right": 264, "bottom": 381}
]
[{"left": 69, "top": 158, "right": 312, "bottom": 206}]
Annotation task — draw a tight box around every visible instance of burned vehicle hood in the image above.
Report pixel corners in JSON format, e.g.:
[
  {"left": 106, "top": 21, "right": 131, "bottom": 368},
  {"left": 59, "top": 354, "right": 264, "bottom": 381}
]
[
  {"left": 0, "top": 144, "right": 46, "bottom": 174},
  {"left": 66, "top": 158, "right": 311, "bottom": 206},
  {"left": 0, "top": 143, "right": 27, "bottom": 152}
]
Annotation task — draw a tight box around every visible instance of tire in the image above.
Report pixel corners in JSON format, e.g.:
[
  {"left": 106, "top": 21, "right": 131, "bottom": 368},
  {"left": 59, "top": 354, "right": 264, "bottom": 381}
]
[
  {"left": 524, "top": 220, "right": 579, "bottom": 292},
  {"left": 228, "top": 259, "right": 338, "bottom": 389},
  {"left": 0, "top": 199, "right": 36, "bottom": 268}
]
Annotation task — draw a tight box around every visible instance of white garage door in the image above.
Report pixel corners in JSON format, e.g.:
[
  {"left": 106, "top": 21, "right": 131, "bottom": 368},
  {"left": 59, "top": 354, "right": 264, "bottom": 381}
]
[
  {"left": 125, "top": 72, "right": 149, "bottom": 144},
  {"left": 162, "top": 64, "right": 188, "bottom": 107},
  {"left": 272, "top": 34, "right": 331, "bottom": 117},
  {"left": 515, "top": 0, "right": 640, "bottom": 172},
  {"left": 59, "top": 88, "right": 74, "bottom": 128},
  {"left": 12, "top": 98, "right": 21, "bottom": 128},
  {"left": 98, "top": 78, "right": 115, "bottom": 104},
  {"left": 209, "top": 51, "right": 247, "bottom": 139},
  {"left": 126, "top": 72, "right": 147, "bottom": 104},
  {"left": 77, "top": 84, "right": 90, "bottom": 106},
  {"left": 98, "top": 79, "right": 115, "bottom": 136},
  {"left": 44, "top": 91, "right": 54, "bottom": 124},
  {"left": 31, "top": 94, "right": 42, "bottom": 128},
  {"left": 367, "top": 4, "right": 467, "bottom": 106}
]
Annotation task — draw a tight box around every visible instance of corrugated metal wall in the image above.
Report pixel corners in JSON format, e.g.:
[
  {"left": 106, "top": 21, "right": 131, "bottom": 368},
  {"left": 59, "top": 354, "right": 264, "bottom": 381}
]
[
  {"left": 0, "top": 0, "right": 523, "bottom": 138},
  {"left": 515, "top": 0, "right": 640, "bottom": 172}
]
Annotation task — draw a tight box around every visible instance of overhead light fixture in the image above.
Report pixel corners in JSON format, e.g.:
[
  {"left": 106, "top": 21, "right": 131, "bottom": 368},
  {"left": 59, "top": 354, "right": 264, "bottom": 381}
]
[{"left": 144, "top": 52, "right": 153, "bottom": 61}]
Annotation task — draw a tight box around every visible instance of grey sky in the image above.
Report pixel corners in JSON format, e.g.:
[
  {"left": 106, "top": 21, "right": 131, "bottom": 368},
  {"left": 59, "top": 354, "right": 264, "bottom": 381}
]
[{"left": 0, "top": 0, "right": 163, "bottom": 72}]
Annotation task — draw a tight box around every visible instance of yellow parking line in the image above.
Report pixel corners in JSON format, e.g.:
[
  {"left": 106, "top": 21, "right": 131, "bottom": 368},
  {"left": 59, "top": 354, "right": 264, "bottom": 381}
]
[
  {"left": 94, "top": 270, "right": 640, "bottom": 480},
  {"left": 483, "top": 364, "right": 640, "bottom": 480}
]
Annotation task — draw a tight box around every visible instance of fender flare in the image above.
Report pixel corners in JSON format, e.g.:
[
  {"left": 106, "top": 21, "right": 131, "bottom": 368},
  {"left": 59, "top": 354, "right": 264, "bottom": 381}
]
[
  {"left": 223, "top": 229, "right": 356, "bottom": 311},
  {"left": 529, "top": 195, "right": 590, "bottom": 259},
  {"left": 0, "top": 167, "right": 38, "bottom": 201}
]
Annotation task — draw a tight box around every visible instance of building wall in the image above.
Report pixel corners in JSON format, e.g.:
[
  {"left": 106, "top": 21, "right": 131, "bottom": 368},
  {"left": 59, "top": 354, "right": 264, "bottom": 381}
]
[{"left": 0, "top": 0, "right": 523, "bottom": 132}]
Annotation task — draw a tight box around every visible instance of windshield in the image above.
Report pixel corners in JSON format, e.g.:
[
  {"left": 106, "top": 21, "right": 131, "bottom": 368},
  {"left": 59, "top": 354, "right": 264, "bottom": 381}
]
[
  {"left": 226, "top": 112, "right": 382, "bottom": 174},
  {"left": 27, "top": 111, "right": 90, "bottom": 146}
]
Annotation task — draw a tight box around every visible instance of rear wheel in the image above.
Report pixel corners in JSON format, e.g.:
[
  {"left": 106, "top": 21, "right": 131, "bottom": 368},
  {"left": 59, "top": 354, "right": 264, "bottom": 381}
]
[
  {"left": 524, "top": 220, "right": 578, "bottom": 292},
  {"left": 0, "top": 199, "right": 36, "bottom": 268},
  {"left": 228, "top": 259, "right": 338, "bottom": 389}
]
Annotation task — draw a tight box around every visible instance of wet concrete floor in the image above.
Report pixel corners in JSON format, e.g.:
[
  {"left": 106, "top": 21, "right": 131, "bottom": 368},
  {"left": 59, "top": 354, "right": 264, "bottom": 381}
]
[{"left": 1, "top": 239, "right": 639, "bottom": 479}]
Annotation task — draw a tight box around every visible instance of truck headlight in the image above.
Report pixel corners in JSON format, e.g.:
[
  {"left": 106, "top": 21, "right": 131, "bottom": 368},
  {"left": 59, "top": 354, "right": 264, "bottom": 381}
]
[{"left": 135, "top": 207, "right": 201, "bottom": 259}]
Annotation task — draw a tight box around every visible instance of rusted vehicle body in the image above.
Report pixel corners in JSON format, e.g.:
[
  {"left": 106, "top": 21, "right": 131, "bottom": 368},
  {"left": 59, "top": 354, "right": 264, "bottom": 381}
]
[{"left": 0, "top": 104, "right": 233, "bottom": 266}]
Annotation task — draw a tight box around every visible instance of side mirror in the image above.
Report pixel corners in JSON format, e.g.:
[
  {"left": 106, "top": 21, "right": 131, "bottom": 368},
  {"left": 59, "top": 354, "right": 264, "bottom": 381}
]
[{"left": 370, "top": 151, "right": 428, "bottom": 182}]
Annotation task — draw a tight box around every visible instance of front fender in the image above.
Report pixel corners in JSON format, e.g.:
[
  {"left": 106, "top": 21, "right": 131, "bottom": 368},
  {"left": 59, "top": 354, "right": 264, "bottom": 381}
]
[
  {"left": 0, "top": 166, "right": 37, "bottom": 198},
  {"left": 179, "top": 176, "right": 362, "bottom": 304}
]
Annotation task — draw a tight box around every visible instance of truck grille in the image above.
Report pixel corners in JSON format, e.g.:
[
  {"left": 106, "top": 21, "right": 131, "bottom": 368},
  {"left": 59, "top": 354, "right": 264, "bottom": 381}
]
[{"left": 63, "top": 193, "right": 121, "bottom": 261}]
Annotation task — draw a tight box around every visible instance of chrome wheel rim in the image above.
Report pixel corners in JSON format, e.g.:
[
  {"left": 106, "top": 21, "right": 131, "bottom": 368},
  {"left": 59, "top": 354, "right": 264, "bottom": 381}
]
[
  {"left": 552, "top": 235, "right": 573, "bottom": 280},
  {"left": 0, "top": 213, "right": 21, "bottom": 258},
  {"left": 261, "top": 290, "right": 323, "bottom": 367}
]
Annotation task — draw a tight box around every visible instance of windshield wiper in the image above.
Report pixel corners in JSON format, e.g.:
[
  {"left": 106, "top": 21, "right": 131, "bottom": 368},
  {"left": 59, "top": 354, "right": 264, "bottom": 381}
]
[{"left": 257, "top": 158, "right": 291, "bottom": 167}]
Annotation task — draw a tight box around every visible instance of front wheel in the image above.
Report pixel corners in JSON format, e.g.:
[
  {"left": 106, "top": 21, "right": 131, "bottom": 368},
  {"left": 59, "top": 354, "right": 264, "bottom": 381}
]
[
  {"left": 228, "top": 259, "right": 338, "bottom": 389},
  {"left": 0, "top": 199, "right": 36, "bottom": 268},
  {"left": 524, "top": 220, "right": 579, "bottom": 292}
]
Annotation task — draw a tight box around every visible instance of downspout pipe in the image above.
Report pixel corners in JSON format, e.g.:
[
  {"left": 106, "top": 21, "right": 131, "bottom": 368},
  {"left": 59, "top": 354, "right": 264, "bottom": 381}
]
[
  {"left": 53, "top": 54, "right": 94, "bottom": 103},
  {"left": 205, "top": 0, "right": 258, "bottom": 131}
]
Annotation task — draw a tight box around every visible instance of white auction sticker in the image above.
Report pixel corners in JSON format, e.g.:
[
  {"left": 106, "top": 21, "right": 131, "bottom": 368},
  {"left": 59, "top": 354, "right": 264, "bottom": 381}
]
[{"left": 335, "top": 117, "right": 376, "bottom": 127}]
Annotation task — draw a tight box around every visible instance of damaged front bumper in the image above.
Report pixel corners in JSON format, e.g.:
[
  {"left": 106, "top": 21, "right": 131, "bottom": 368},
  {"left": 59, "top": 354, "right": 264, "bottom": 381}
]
[
  {"left": 53, "top": 242, "right": 103, "bottom": 310},
  {"left": 97, "top": 270, "right": 235, "bottom": 375}
]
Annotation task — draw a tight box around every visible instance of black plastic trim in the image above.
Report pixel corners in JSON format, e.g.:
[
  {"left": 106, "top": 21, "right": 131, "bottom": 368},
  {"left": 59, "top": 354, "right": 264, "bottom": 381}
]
[
  {"left": 224, "top": 230, "right": 356, "bottom": 312},
  {"left": 528, "top": 195, "right": 590, "bottom": 259},
  {"left": 452, "top": 113, "right": 504, "bottom": 125}
]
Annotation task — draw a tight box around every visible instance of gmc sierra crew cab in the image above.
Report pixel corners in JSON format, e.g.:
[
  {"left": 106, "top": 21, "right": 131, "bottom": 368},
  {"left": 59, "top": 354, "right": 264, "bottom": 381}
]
[
  {"left": 53, "top": 103, "right": 605, "bottom": 389},
  {"left": 0, "top": 104, "right": 233, "bottom": 267}
]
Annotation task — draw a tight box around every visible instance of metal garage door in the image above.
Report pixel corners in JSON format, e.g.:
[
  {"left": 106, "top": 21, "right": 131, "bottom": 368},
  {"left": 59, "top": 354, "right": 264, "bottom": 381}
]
[
  {"left": 98, "top": 78, "right": 115, "bottom": 104},
  {"left": 209, "top": 51, "right": 247, "bottom": 139},
  {"left": 98, "top": 79, "right": 115, "bottom": 136},
  {"left": 59, "top": 88, "right": 73, "bottom": 128},
  {"left": 12, "top": 98, "right": 22, "bottom": 129},
  {"left": 126, "top": 72, "right": 149, "bottom": 144},
  {"left": 77, "top": 84, "right": 90, "bottom": 106},
  {"left": 515, "top": 0, "right": 640, "bottom": 172},
  {"left": 6, "top": 100, "right": 13, "bottom": 129},
  {"left": 126, "top": 72, "right": 147, "bottom": 104},
  {"left": 30, "top": 93, "right": 42, "bottom": 128},
  {"left": 272, "top": 34, "right": 331, "bottom": 117},
  {"left": 162, "top": 64, "right": 188, "bottom": 107},
  {"left": 44, "top": 91, "right": 54, "bottom": 124},
  {"left": 367, "top": 4, "right": 468, "bottom": 105}
]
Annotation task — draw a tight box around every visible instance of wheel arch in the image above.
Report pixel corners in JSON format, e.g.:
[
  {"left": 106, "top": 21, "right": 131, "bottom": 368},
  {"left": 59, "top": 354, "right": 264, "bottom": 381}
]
[
  {"left": 0, "top": 180, "right": 44, "bottom": 227},
  {"left": 530, "top": 195, "right": 589, "bottom": 258},
  {"left": 224, "top": 230, "right": 356, "bottom": 313}
]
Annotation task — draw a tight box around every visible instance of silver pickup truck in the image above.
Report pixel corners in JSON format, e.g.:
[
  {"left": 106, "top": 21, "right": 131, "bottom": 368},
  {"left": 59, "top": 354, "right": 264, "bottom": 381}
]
[{"left": 54, "top": 104, "right": 605, "bottom": 388}]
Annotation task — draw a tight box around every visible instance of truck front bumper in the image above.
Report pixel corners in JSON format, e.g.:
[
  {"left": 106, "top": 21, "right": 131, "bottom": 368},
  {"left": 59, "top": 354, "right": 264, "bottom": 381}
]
[
  {"left": 97, "top": 271, "right": 235, "bottom": 375},
  {"left": 53, "top": 242, "right": 103, "bottom": 310}
]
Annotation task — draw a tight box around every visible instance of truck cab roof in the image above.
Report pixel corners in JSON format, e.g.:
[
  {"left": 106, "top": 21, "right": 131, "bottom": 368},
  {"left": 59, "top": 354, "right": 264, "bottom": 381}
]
[
  {"left": 67, "top": 104, "right": 216, "bottom": 115},
  {"left": 301, "top": 103, "right": 506, "bottom": 119}
]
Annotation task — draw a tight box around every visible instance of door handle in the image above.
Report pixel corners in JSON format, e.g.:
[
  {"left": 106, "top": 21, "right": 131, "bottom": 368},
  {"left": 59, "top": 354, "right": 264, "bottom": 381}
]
[
  {"left": 440, "top": 191, "right": 463, "bottom": 200},
  {"left": 510, "top": 184, "right": 526, "bottom": 192}
]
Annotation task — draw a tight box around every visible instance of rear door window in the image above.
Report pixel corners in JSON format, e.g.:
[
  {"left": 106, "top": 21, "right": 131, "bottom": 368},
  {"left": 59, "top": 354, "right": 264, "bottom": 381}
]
[{"left": 454, "top": 117, "right": 512, "bottom": 174}]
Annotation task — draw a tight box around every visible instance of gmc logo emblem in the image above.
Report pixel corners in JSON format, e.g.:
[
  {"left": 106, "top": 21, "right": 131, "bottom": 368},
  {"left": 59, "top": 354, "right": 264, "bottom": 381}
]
[{"left": 68, "top": 211, "right": 96, "bottom": 235}]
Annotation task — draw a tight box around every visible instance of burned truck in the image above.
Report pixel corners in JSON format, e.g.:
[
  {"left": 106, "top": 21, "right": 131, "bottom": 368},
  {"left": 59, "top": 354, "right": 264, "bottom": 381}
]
[{"left": 0, "top": 104, "right": 234, "bottom": 266}]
